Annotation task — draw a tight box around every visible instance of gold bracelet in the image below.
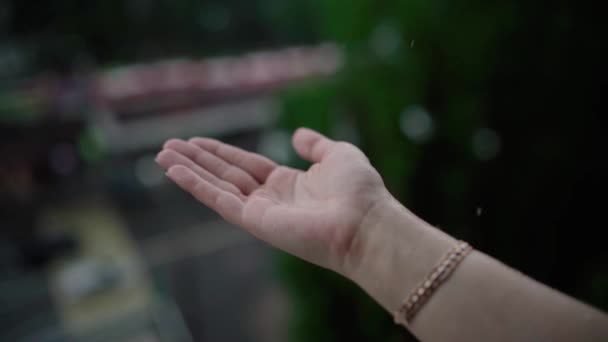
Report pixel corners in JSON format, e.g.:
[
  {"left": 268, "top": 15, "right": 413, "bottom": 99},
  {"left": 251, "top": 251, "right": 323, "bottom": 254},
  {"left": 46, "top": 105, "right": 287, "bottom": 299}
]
[{"left": 394, "top": 240, "right": 473, "bottom": 326}]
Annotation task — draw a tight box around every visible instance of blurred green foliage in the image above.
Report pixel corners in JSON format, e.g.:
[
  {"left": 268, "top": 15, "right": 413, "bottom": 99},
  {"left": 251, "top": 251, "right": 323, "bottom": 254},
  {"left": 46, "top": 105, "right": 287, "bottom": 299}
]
[{"left": 274, "top": 0, "right": 607, "bottom": 341}]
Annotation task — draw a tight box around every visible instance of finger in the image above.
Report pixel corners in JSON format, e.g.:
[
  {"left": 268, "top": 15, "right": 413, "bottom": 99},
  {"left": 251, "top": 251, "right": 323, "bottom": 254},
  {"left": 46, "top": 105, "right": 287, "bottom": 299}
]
[
  {"left": 189, "top": 137, "right": 277, "bottom": 183},
  {"left": 291, "top": 127, "right": 336, "bottom": 163},
  {"left": 156, "top": 149, "right": 245, "bottom": 200},
  {"left": 163, "top": 139, "right": 260, "bottom": 195},
  {"left": 166, "top": 165, "right": 244, "bottom": 225}
]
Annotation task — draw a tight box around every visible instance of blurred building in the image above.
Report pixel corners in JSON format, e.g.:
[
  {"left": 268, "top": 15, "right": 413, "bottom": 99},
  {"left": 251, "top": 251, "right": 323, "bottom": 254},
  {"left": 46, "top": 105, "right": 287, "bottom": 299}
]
[{"left": 1, "top": 44, "right": 340, "bottom": 342}]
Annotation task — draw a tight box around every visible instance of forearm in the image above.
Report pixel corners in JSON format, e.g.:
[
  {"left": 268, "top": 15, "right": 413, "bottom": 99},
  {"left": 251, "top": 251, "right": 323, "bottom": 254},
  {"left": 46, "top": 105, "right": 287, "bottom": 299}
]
[{"left": 346, "top": 197, "right": 608, "bottom": 341}]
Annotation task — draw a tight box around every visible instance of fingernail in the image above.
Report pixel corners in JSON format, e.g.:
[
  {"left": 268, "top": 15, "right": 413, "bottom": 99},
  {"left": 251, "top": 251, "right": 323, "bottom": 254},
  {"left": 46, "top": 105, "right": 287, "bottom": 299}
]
[
  {"left": 165, "top": 168, "right": 178, "bottom": 181},
  {"left": 166, "top": 166, "right": 189, "bottom": 182},
  {"left": 155, "top": 151, "right": 164, "bottom": 164}
]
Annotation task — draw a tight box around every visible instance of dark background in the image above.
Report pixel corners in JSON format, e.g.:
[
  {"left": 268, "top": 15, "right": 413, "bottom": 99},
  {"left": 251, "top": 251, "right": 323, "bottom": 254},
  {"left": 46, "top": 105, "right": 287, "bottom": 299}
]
[{"left": 1, "top": 0, "right": 606, "bottom": 341}]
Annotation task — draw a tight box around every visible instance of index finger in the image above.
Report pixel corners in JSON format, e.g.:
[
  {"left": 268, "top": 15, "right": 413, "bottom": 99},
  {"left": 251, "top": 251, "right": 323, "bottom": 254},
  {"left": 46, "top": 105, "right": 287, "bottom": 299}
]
[{"left": 189, "top": 137, "right": 277, "bottom": 183}]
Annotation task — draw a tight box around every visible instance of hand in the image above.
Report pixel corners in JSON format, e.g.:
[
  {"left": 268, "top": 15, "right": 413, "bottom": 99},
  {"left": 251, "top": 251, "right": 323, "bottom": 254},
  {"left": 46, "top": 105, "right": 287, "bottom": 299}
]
[{"left": 156, "top": 128, "right": 391, "bottom": 274}]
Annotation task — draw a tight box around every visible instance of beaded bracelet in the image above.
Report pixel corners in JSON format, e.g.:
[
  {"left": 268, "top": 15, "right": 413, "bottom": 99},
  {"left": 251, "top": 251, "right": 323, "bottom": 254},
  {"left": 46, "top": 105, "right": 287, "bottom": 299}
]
[{"left": 394, "top": 240, "right": 473, "bottom": 326}]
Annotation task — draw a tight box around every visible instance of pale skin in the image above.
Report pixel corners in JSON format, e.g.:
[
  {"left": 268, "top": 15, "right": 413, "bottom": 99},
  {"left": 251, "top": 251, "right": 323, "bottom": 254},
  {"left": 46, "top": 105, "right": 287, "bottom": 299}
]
[{"left": 156, "top": 128, "right": 608, "bottom": 341}]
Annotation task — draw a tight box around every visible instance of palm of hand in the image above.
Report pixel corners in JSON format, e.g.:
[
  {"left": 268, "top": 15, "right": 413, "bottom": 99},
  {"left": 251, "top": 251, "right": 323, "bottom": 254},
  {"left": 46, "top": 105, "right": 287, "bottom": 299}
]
[
  {"left": 245, "top": 142, "right": 387, "bottom": 270},
  {"left": 157, "top": 128, "right": 388, "bottom": 272}
]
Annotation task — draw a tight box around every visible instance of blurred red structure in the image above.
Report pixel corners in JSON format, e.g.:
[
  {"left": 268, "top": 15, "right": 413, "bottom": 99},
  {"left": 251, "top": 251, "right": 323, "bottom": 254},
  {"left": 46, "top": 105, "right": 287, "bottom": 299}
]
[{"left": 4, "top": 43, "right": 342, "bottom": 122}]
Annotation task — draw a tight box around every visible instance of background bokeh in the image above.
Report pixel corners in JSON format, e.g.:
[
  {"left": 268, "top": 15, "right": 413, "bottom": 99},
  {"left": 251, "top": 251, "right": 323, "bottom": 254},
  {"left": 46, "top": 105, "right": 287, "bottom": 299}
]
[{"left": 1, "top": 1, "right": 606, "bottom": 341}]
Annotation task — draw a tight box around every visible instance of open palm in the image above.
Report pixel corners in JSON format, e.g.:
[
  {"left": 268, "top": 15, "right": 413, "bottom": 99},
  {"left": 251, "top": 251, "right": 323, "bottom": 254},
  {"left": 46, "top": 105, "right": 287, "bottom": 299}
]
[{"left": 156, "top": 128, "right": 390, "bottom": 272}]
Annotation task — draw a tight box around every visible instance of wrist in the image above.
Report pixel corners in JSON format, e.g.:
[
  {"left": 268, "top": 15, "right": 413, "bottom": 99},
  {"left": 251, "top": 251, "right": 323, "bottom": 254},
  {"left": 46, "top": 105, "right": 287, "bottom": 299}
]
[{"left": 344, "top": 195, "right": 457, "bottom": 312}]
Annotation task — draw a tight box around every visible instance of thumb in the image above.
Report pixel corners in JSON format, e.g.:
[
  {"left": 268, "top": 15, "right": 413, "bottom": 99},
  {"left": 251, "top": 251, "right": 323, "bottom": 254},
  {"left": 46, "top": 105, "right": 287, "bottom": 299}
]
[{"left": 292, "top": 127, "right": 336, "bottom": 163}]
